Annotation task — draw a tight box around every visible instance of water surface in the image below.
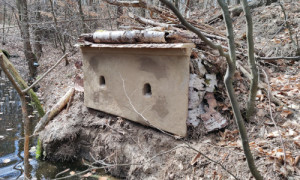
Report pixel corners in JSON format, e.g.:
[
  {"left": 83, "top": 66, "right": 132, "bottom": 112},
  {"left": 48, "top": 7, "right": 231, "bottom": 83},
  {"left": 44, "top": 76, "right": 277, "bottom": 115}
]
[{"left": 0, "top": 75, "right": 88, "bottom": 179}]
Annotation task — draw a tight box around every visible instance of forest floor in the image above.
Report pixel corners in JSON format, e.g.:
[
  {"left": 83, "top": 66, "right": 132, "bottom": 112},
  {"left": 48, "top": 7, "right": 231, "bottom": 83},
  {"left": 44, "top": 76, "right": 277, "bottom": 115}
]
[{"left": 1, "top": 2, "right": 300, "bottom": 180}]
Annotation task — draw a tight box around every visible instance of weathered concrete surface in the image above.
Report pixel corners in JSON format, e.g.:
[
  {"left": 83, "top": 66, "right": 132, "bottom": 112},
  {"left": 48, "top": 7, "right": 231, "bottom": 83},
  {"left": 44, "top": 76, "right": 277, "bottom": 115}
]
[{"left": 80, "top": 43, "right": 194, "bottom": 136}]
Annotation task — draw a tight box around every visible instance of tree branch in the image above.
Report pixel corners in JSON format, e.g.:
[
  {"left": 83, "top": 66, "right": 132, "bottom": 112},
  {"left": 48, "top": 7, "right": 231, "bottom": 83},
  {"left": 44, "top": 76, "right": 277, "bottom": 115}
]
[
  {"left": 158, "top": 0, "right": 231, "bottom": 64},
  {"left": 22, "top": 53, "right": 68, "bottom": 93}
]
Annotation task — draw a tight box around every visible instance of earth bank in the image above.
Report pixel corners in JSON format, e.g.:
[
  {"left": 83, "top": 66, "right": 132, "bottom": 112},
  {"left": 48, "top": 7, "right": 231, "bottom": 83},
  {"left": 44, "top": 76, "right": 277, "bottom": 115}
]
[{"left": 35, "top": 2, "right": 300, "bottom": 180}]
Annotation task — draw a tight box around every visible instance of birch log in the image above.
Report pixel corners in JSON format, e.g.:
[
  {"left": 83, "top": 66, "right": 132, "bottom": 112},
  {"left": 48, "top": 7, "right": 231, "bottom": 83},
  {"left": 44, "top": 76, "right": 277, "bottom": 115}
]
[{"left": 93, "top": 30, "right": 166, "bottom": 43}]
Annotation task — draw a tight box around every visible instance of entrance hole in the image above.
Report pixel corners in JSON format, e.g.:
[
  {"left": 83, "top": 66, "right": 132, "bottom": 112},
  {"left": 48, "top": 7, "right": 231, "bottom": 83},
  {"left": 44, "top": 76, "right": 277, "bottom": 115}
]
[
  {"left": 99, "top": 76, "right": 106, "bottom": 88},
  {"left": 143, "top": 83, "right": 152, "bottom": 97}
]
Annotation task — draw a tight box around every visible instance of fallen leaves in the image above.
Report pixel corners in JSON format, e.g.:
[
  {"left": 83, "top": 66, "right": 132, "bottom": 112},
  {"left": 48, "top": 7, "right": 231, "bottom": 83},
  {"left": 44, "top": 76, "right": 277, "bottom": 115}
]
[{"left": 280, "top": 110, "right": 293, "bottom": 118}]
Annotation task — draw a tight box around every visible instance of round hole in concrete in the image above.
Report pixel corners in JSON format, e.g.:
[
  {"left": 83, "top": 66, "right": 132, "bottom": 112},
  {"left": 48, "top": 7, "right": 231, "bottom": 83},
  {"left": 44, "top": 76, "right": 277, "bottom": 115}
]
[
  {"left": 99, "top": 76, "right": 106, "bottom": 88},
  {"left": 143, "top": 83, "right": 152, "bottom": 97}
]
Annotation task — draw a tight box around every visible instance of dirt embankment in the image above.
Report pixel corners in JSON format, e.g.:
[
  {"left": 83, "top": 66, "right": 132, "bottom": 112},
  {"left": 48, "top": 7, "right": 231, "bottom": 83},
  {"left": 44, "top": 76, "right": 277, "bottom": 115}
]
[{"left": 36, "top": 2, "right": 300, "bottom": 180}]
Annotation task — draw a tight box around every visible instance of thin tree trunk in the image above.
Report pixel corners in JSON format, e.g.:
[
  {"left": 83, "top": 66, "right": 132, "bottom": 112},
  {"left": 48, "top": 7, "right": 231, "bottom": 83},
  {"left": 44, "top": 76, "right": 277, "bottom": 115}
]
[
  {"left": 33, "top": 0, "right": 43, "bottom": 60},
  {"left": 185, "top": 0, "right": 190, "bottom": 17},
  {"left": 116, "top": 6, "right": 123, "bottom": 28},
  {"left": 77, "top": 0, "right": 88, "bottom": 33},
  {"left": 49, "top": 0, "right": 68, "bottom": 65},
  {"left": 6, "top": 11, "right": 12, "bottom": 34},
  {"left": 218, "top": 1, "right": 262, "bottom": 179},
  {"left": 106, "top": 4, "right": 113, "bottom": 30},
  {"left": 2, "top": 3, "right": 6, "bottom": 45},
  {"left": 242, "top": 0, "right": 259, "bottom": 120},
  {"left": 16, "top": 0, "right": 38, "bottom": 78}
]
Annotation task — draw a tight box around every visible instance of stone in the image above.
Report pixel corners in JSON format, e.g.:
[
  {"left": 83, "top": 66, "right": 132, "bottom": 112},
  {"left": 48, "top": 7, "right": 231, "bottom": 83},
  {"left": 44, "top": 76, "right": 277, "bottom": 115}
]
[{"left": 80, "top": 43, "right": 195, "bottom": 137}]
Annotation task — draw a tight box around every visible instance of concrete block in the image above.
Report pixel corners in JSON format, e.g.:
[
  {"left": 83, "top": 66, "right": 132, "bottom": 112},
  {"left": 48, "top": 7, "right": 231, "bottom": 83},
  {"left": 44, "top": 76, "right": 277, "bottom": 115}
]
[{"left": 80, "top": 43, "right": 195, "bottom": 137}]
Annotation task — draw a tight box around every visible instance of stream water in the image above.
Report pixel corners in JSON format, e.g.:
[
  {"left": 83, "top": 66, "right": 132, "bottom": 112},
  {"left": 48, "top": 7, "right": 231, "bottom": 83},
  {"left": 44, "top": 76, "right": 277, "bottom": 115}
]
[{"left": 0, "top": 74, "right": 87, "bottom": 179}]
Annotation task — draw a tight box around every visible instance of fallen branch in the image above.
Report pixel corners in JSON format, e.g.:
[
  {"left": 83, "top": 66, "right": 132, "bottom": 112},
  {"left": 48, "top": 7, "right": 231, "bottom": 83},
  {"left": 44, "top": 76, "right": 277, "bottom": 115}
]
[
  {"left": 34, "top": 87, "right": 75, "bottom": 134},
  {"left": 104, "top": 0, "right": 225, "bottom": 37},
  {"left": 129, "top": 14, "right": 228, "bottom": 42},
  {"left": 257, "top": 56, "right": 300, "bottom": 61},
  {"left": 119, "top": 25, "right": 145, "bottom": 30},
  {"left": 22, "top": 53, "right": 68, "bottom": 93},
  {"left": 128, "top": 13, "right": 173, "bottom": 29}
]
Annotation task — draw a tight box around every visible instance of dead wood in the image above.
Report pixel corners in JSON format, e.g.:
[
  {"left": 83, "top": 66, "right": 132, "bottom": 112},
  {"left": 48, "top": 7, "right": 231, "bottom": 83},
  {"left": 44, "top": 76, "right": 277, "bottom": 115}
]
[
  {"left": 129, "top": 13, "right": 227, "bottom": 42},
  {"left": 34, "top": 87, "right": 75, "bottom": 134},
  {"left": 104, "top": 0, "right": 225, "bottom": 38},
  {"left": 128, "top": 13, "right": 174, "bottom": 29},
  {"left": 93, "top": 30, "right": 166, "bottom": 43},
  {"left": 257, "top": 56, "right": 300, "bottom": 61},
  {"left": 119, "top": 26, "right": 146, "bottom": 30}
]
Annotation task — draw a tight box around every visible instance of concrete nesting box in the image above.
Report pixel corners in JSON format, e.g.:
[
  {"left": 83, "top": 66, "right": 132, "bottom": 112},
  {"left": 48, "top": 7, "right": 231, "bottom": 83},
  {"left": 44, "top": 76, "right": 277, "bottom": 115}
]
[{"left": 80, "top": 43, "right": 195, "bottom": 137}]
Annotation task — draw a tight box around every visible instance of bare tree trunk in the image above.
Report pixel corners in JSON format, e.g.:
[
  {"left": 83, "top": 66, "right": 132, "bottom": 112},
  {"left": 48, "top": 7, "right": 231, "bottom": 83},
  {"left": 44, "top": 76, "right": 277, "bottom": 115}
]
[
  {"left": 219, "top": 0, "right": 262, "bottom": 179},
  {"left": 33, "top": 0, "right": 43, "bottom": 60},
  {"left": 49, "top": 0, "right": 68, "bottom": 65},
  {"left": 185, "top": 0, "right": 191, "bottom": 18},
  {"left": 16, "top": 0, "right": 38, "bottom": 78},
  {"left": 116, "top": 6, "right": 123, "bottom": 28},
  {"left": 77, "top": 0, "right": 88, "bottom": 33},
  {"left": 2, "top": 3, "right": 6, "bottom": 45},
  {"left": 242, "top": 0, "right": 259, "bottom": 120}
]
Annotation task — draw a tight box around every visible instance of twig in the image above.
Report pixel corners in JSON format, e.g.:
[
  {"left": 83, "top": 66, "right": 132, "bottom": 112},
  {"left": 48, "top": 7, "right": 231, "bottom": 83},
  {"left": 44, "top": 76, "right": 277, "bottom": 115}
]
[
  {"left": 261, "top": 68, "right": 286, "bottom": 168},
  {"left": 22, "top": 53, "right": 68, "bottom": 93},
  {"left": 257, "top": 56, "right": 300, "bottom": 61},
  {"left": 55, "top": 168, "right": 70, "bottom": 178}
]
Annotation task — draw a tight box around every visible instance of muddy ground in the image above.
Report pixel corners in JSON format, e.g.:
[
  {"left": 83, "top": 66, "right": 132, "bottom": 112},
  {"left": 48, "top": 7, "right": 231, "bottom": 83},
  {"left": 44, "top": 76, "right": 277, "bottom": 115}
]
[{"left": 2, "top": 2, "right": 300, "bottom": 180}]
